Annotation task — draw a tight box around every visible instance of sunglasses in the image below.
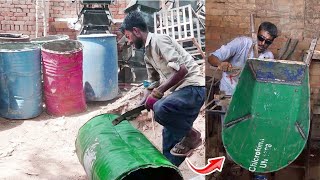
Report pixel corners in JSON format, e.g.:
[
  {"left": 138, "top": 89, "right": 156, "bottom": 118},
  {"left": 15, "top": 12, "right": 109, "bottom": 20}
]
[{"left": 257, "top": 35, "right": 273, "bottom": 45}]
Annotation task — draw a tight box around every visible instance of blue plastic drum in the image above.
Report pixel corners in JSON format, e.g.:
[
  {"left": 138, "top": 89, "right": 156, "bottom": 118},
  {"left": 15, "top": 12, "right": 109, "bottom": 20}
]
[
  {"left": 78, "top": 34, "right": 118, "bottom": 101},
  {"left": 0, "top": 43, "right": 42, "bottom": 119}
]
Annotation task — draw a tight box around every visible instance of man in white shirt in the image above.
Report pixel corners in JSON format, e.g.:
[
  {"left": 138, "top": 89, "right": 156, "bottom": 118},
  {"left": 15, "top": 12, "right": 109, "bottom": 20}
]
[{"left": 208, "top": 22, "right": 278, "bottom": 95}]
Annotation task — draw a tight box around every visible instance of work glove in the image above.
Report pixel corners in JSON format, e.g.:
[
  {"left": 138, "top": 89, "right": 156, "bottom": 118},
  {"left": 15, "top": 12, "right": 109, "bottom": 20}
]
[
  {"left": 145, "top": 95, "right": 159, "bottom": 111},
  {"left": 145, "top": 88, "right": 164, "bottom": 111}
]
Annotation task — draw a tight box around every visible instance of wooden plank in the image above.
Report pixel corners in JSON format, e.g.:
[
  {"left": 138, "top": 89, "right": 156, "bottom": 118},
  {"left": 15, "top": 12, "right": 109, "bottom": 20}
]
[
  {"left": 278, "top": 38, "right": 291, "bottom": 59},
  {"left": 250, "top": 14, "right": 258, "bottom": 58},
  {"left": 282, "top": 39, "right": 299, "bottom": 60},
  {"left": 192, "top": 38, "right": 205, "bottom": 59},
  {"left": 196, "top": 19, "right": 201, "bottom": 47},
  {"left": 305, "top": 38, "right": 318, "bottom": 66}
]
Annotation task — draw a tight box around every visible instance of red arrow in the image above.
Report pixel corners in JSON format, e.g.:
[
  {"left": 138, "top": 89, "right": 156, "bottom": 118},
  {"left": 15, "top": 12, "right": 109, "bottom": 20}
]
[{"left": 186, "top": 156, "right": 225, "bottom": 175}]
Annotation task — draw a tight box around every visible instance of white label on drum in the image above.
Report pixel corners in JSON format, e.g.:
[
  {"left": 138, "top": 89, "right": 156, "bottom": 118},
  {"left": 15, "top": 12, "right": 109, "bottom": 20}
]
[{"left": 249, "top": 139, "right": 273, "bottom": 172}]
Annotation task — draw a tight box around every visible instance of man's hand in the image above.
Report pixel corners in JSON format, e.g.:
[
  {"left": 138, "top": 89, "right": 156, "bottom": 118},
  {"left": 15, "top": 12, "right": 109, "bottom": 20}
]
[
  {"left": 218, "top": 62, "right": 233, "bottom": 72},
  {"left": 145, "top": 94, "right": 159, "bottom": 111},
  {"left": 145, "top": 88, "right": 164, "bottom": 110}
]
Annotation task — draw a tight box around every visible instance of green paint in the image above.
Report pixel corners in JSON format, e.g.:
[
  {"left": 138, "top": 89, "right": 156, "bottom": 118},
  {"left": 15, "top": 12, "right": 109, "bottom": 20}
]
[
  {"left": 222, "top": 59, "right": 310, "bottom": 173},
  {"left": 75, "top": 114, "right": 183, "bottom": 180}
]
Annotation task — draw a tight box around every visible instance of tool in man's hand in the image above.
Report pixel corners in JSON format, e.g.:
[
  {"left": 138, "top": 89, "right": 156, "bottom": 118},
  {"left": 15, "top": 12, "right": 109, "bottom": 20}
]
[{"left": 112, "top": 104, "right": 146, "bottom": 126}]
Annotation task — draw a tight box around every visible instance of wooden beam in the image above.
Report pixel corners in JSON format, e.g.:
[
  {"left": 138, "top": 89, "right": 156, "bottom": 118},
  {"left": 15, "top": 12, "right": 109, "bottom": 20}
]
[
  {"left": 250, "top": 14, "right": 258, "bottom": 58},
  {"left": 305, "top": 38, "right": 318, "bottom": 65}
]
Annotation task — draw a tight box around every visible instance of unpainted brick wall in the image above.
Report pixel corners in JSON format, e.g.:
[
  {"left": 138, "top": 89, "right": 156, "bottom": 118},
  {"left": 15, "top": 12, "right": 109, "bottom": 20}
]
[
  {"left": 0, "top": 0, "right": 128, "bottom": 40},
  {"left": 206, "top": 0, "right": 320, "bottom": 63}
]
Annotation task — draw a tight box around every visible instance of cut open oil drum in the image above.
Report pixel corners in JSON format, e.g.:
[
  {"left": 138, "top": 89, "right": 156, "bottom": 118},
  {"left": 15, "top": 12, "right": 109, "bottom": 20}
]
[
  {"left": 222, "top": 58, "right": 310, "bottom": 173},
  {"left": 75, "top": 113, "right": 183, "bottom": 180}
]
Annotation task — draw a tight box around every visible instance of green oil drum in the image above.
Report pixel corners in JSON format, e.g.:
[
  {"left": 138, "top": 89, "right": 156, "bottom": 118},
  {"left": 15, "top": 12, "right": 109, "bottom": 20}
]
[
  {"left": 75, "top": 114, "right": 183, "bottom": 180},
  {"left": 222, "top": 58, "right": 310, "bottom": 173}
]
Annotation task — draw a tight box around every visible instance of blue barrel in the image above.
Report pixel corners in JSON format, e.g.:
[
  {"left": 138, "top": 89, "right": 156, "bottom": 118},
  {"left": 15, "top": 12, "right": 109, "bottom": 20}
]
[
  {"left": 0, "top": 43, "right": 42, "bottom": 119},
  {"left": 77, "top": 34, "right": 118, "bottom": 101}
]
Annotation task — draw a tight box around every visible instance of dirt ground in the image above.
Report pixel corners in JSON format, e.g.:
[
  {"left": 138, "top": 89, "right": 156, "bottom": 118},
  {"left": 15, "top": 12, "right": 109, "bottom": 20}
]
[{"left": 0, "top": 84, "right": 205, "bottom": 180}]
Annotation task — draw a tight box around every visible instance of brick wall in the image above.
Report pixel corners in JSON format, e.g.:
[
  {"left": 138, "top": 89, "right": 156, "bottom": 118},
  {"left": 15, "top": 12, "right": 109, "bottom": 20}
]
[
  {"left": 206, "top": 0, "right": 320, "bottom": 62},
  {"left": 0, "top": 1, "right": 35, "bottom": 37},
  {"left": 0, "top": 0, "right": 129, "bottom": 40}
]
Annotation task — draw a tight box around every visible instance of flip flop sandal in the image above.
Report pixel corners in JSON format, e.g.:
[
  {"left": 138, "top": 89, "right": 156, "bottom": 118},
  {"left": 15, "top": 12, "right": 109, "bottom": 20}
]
[{"left": 170, "top": 137, "right": 202, "bottom": 157}]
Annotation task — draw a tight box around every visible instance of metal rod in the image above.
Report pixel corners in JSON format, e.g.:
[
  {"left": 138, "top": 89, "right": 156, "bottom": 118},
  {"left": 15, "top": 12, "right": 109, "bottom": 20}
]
[
  {"left": 295, "top": 122, "right": 307, "bottom": 140},
  {"left": 224, "top": 114, "right": 252, "bottom": 128},
  {"left": 206, "top": 109, "right": 226, "bottom": 115},
  {"left": 42, "top": 0, "right": 47, "bottom": 37},
  {"left": 36, "top": 0, "right": 38, "bottom": 38}
]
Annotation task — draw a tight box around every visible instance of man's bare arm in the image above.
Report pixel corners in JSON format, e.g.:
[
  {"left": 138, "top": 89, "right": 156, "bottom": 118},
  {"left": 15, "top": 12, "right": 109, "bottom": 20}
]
[
  {"left": 156, "top": 64, "right": 188, "bottom": 94},
  {"left": 208, "top": 54, "right": 232, "bottom": 72}
]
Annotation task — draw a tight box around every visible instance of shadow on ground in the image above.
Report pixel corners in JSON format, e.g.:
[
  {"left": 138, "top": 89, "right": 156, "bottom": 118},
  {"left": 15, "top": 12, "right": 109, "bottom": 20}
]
[{"left": 0, "top": 118, "right": 24, "bottom": 132}]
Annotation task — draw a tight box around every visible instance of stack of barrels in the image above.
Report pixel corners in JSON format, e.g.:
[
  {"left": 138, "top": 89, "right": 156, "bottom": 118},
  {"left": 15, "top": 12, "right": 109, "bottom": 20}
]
[{"left": 0, "top": 33, "right": 118, "bottom": 119}]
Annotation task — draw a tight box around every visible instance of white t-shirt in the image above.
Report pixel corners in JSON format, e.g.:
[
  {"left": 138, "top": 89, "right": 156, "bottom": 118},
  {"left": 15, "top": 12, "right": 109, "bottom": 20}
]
[{"left": 211, "top": 36, "right": 274, "bottom": 95}]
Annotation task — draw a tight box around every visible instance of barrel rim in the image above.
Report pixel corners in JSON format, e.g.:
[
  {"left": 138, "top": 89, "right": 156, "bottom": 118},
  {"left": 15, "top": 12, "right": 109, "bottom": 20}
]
[
  {"left": 120, "top": 164, "right": 183, "bottom": 179},
  {"left": 77, "top": 33, "right": 117, "bottom": 38},
  {"left": 0, "top": 33, "right": 30, "bottom": 40},
  {"left": 0, "top": 42, "right": 40, "bottom": 52},
  {"left": 41, "top": 39, "right": 83, "bottom": 54},
  {"left": 30, "top": 34, "right": 70, "bottom": 43}
]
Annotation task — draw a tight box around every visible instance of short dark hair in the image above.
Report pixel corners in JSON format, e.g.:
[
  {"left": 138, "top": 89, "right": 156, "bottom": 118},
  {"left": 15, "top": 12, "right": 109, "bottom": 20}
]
[
  {"left": 120, "top": 11, "right": 148, "bottom": 34},
  {"left": 258, "top": 22, "right": 278, "bottom": 39}
]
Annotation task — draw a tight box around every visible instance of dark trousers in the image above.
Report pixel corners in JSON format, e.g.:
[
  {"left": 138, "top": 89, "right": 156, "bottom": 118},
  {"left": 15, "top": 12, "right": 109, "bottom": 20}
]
[{"left": 153, "top": 86, "right": 205, "bottom": 166}]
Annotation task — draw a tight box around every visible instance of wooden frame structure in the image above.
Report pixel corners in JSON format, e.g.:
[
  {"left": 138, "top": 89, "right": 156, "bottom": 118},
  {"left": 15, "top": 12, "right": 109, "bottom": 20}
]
[{"left": 154, "top": 4, "right": 205, "bottom": 59}]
